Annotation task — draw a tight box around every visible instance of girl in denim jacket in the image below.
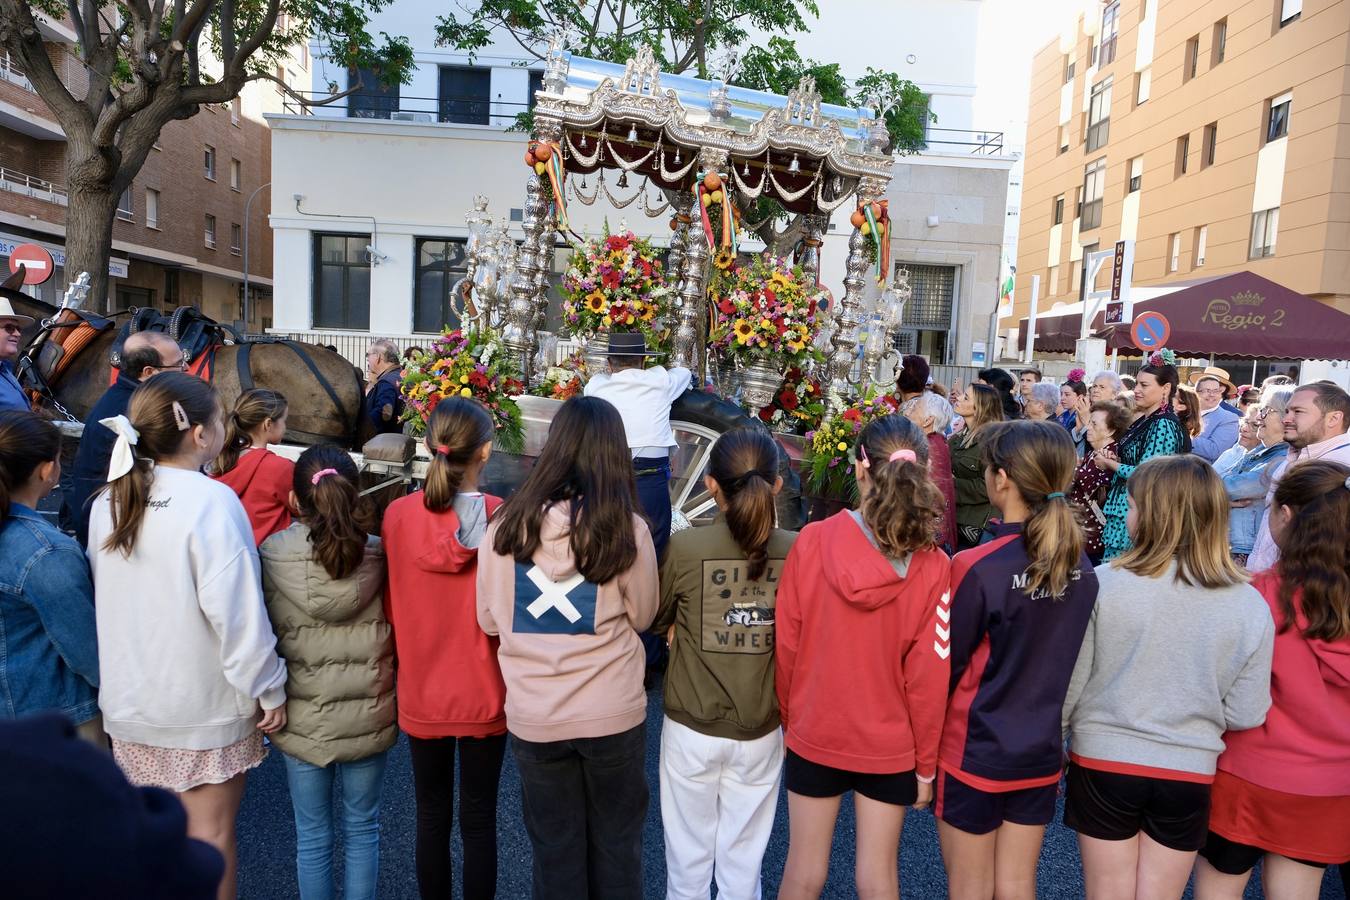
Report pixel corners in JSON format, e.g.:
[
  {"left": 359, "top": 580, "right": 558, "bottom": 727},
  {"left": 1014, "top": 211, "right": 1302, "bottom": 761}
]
[{"left": 0, "top": 410, "right": 100, "bottom": 743}]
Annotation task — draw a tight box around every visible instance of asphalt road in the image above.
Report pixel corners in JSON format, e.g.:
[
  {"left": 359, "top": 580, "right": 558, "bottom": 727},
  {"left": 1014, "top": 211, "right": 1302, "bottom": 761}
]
[{"left": 236, "top": 687, "right": 1348, "bottom": 899}]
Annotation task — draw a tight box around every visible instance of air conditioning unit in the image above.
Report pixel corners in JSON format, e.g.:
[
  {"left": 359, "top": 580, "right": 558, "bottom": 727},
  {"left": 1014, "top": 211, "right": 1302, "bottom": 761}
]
[{"left": 390, "top": 111, "right": 433, "bottom": 123}]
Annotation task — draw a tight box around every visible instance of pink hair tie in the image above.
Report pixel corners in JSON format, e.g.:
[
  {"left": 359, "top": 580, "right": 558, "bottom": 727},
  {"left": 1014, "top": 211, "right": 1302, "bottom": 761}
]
[
  {"left": 888, "top": 449, "right": 917, "bottom": 464},
  {"left": 310, "top": 468, "right": 339, "bottom": 486},
  {"left": 434, "top": 444, "right": 451, "bottom": 456},
  {"left": 858, "top": 445, "right": 871, "bottom": 469}
]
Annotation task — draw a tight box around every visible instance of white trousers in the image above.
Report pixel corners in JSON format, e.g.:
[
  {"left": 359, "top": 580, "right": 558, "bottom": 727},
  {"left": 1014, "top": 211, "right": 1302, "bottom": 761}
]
[{"left": 659, "top": 715, "right": 784, "bottom": 900}]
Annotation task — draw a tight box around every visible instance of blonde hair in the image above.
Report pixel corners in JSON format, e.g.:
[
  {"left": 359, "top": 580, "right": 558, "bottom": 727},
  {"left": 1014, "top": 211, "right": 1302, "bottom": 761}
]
[
  {"left": 1114, "top": 455, "right": 1248, "bottom": 588},
  {"left": 981, "top": 420, "right": 1083, "bottom": 597}
]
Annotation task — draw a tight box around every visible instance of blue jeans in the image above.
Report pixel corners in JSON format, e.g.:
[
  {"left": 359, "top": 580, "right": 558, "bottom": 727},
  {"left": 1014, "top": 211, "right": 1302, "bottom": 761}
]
[
  {"left": 634, "top": 458, "right": 672, "bottom": 671},
  {"left": 282, "top": 751, "right": 389, "bottom": 900}
]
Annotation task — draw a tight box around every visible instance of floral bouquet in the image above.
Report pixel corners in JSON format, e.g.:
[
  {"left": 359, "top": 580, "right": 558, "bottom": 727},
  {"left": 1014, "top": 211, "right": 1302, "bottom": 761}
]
[
  {"left": 560, "top": 229, "right": 672, "bottom": 347},
  {"left": 400, "top": 328, "right": 525, "bottom": 452},
  {"left": 802, "top": 388, "right": 900, "bottom": 498},
  {"left": 756, "top": 367, "right": 826, "bottom": 435},
  {"left": 531, "top": 349, "right": 587, "bottom": 401},
  {"left": 708, "top": 255, "right": 826, "bottom": 367}
]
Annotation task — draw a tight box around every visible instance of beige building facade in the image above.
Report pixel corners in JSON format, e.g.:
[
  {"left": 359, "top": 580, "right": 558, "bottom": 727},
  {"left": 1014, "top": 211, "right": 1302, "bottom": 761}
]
[{"left": 1009, "top": 0, "right": 1350, "bottom": 347}]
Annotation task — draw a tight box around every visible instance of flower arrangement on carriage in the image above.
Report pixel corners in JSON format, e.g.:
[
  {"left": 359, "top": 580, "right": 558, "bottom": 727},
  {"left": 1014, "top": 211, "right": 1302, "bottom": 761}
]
[
  {"left": 560, "top": 229, "right": 673, "bottom": 349},
  {"left": 755, "top": 366, "right": 827, "bottom": 435},
  {"left": 400, "top": 328, "right": 526, "bottom": 452},
  {"left": 707, "top": 255, "right": 827, "bottom": 410},
  {"left": 531, "top": 348, "right": 587, "bottom": 401},
  {"left": 802, "top": 388, "right": 901, "bottom": 498}
]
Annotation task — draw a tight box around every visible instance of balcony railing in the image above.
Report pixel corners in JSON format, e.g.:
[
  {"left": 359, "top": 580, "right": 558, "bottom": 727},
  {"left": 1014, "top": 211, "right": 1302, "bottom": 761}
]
[
  {"left": 0, "top": 53, "right": 35, "bottom": 93},
  {"left": 280, "top": 90, "right": 535, "bottom": 127},
  {"left": 0, "top": 166, "right": 67, "bottom": 206},
  {"left": 923, "top": 128, "right": 1005, "bottom": 155}
]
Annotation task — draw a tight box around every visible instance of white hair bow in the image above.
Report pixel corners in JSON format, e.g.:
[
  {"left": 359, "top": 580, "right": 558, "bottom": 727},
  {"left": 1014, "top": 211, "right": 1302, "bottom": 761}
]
[{"left": 100, "top": 414, "right": 140, "bottom": 482}]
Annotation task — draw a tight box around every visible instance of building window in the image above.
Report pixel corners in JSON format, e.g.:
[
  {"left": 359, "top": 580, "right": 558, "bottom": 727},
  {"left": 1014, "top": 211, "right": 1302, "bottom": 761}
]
[
  {"left": 1128, "top": 156, "right": 1143, "bottom": 193},
  {"left": 1081, "top": 158, "right": 1106, "bottom": 230},
  {"left": 413, "top": 238, "right": 470, "bottom": 333},
  {"left": 1212, "top": 19, "right": 1228, "bottom": 66},
  {"left": 1176, "top": 134, "right": 1190, "bottom": 176},
  {"left": 1099, "top": 2, "right": 1119, "bottom": 66},
  {"left": 230, "top": 223, "right": 242, "bottom": 254},
  {"left": 301, "top": 43, "right": 310, "bottom": 70},
  {"left": 164, "top": 269, "right": 179, "bottom": 303},
  {"left": 528, "top": 70, "right": 544, "bottom": 109},
  {"left": 1202, "top": 123, "right": 1218, "bottom": 168},
  {"left": 1063, "top": 55, "right": 1076, "bottom": 84},
  {"left": 1169, "top": 233, "right": 1181, "bottom": 272},
  {"left": 1049, "top": 264, "right": 1060, "bottom": 295},
  {"left": 1087, "top": 77, "right": 1112, "bottom": 152},
  {"left": 1053, "top": 195, "right": 1065, "bottom": 225},
  {"left": 438, "top": 65, "right": 491, "bottom": 125},
  {"left": 348, "top": 66, "right": 398, "bottom": 119},
  {"left": 1184, "top": 36, "right": 1200, "bottom": 82},
  {"left": 230, "top": 96, "right": 241, "bottom": 125},
  {"left": 1059, "top": 123, "right": 1070, "bottom": 154},
  {"left": 1251, "top": 207, "right": 1279, "bottom": 258},
  {"left": 205, "top": 214, "right": 217, "bottom": 249},
  {"left": 145, "top": 188, "right": 159, "bottom": 228},
  {"left": 1074, "top": 185, "right": 1084, "bottom": 220},
  {"left": 1194, "top": 226, "right": 1208, "bottom": 267},
  {"left": 1135, "top": 67, "right": 1151, "bottom": 105},
  {"left": 1280, "top": 0, "right": 1302, "bottom": 26},
  {"left": 1266, "top": 93, "right": 1291, "bottom": 142},
  {"left": 204, "top": 145, "right": 216, "bottom": 180},
  {"left": 116, "top": 187, "right": 133, "bottom": 221},
  {"left": 313, "top": 234, "right": 372, "bottom": 329},
  {"left": 1080, "top": 242, "right": 1100, "bottom": 296},
  {"left": 230, "top": 158, "right": 241, "bottom": 191},
  {"left": 896, "top": 263, "right": 957, "bottom": 363}
]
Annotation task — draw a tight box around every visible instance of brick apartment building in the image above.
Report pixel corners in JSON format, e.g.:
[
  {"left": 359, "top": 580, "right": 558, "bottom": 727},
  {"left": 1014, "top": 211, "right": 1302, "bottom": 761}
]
[
  {"left": 1009, "top": 0, "right": 1350, "bottom": 339},
  {"left": 0, "top": 13, "right": 308, "bottom": 328}
]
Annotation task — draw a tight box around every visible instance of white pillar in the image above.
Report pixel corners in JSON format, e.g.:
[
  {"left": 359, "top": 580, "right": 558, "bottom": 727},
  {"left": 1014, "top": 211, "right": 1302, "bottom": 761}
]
[
  {"left": 1023, "top": 274, "right": 1041, "bottom": 365},
  {"left": 1076, "top": 337, "right": 1106, "bottom": 376}
]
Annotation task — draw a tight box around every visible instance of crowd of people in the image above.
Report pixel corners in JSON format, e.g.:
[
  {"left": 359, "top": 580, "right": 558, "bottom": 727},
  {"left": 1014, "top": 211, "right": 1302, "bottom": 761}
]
[{"left": 0, "top": 313, "right": 1348, "bottom": 900}]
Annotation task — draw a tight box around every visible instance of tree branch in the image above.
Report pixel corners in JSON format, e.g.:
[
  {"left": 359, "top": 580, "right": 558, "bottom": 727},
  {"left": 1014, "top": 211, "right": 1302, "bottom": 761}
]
[{"left": 0, "top": 0, "right": 91, "bottom": 130}]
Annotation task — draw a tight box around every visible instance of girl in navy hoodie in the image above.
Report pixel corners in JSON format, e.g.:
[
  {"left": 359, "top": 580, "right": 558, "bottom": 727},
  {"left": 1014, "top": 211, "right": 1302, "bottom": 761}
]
[
  {"left": 776, "top": 414, "right": 952, "bottom": 900},
  {"left": 937, "top": 419, "right": 1098, "bottom": 900}
]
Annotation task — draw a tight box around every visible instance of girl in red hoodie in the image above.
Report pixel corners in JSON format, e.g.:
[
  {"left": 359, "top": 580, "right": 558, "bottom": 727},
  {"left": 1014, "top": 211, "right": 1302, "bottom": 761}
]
[
  {"left": 776, "top": 414, "right": 952, "bottom": 900},
  {"left": 382, "top": 397, "right": 506, "bottom": 900},
  {"left": 210, "top": 388, "right": 292, "bottom": 546},
  {"left": 1194, "top": 460, "right": 1350, "bottom": 899}
]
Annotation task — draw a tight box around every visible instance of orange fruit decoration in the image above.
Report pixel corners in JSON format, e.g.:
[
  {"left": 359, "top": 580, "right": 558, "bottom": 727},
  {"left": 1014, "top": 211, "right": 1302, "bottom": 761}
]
[
  {"left": 533, "top": 142, "right": 553, "bottom": 161},
  {"left": 703, "top": 171, "right": 722, "bottom": 191},
  {"left": 849, "top": 209, "right": 866, "bottom": 228}
]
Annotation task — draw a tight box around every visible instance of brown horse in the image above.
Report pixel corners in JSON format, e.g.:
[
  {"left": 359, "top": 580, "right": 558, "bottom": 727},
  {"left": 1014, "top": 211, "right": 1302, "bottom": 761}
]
[{"left": 11, "top": 294, "right": 374, "bottom": 448}]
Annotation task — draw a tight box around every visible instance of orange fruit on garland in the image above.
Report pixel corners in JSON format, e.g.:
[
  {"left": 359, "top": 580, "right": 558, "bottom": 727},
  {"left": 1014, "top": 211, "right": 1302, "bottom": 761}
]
[
  {"left": 703, "top": 171, "right": 722, "bottom": 191},
  {"left": 849, "top": 209, "right": 866, "bottom": 228},
  {"left": 533, "top": 142, "right": 553, "bottom": 161}
]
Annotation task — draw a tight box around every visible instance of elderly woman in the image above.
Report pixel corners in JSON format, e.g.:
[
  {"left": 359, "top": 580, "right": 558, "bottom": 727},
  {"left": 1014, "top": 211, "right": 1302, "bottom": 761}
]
[
  {"left": 948, "top": 384, "right": 1004, "bottom": 550},
  {"left": 1069, "top": 401, "right": 1132, "bottom": 564},
  {"left": 1023, "top": 381, "right": 1060, "bottom": 421},
  {"left": 1222, "top": 388, "right": 1293, "bottom": 565},
  {"left": 902, "top": 389, "right": 958, "bottom": 551},
  {"left": 1089, "top": 370, "right": 1124, "bottom": 403},
  {"left": 1214, "top": 405, "right": 1262, "bottom": 474}
]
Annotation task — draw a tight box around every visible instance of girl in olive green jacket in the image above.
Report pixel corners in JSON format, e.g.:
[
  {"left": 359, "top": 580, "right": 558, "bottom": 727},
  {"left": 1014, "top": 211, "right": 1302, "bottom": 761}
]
[{"left": 260, "top": 445, "right": 395, "bottom": 900}]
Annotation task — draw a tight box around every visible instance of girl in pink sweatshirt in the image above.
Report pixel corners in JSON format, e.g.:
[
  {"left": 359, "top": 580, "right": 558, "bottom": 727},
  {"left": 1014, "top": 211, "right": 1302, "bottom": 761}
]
[{"left": 476, "top": 396, "right": 658, "bottom": 900}]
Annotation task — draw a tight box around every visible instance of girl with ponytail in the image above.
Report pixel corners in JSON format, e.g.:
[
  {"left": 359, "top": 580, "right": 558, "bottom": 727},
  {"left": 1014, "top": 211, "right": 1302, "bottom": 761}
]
[
  {"left": 0, "top": 410, "right": 100, "bottom": 740},
  {"left": 652, "top": 428, "right": 796, "bottom": 900},
  {"left": 936, "top": 420, "right": 1098, "bottom": 900},
  {"left": 260, "top": 446, "right": 393, "bottom": 900},
  {"left": 87, "top": 372, "right": 287, "bottom": 900},
  {"left": 777, "top": 414, "right": 952, "bottom": 900},
  {"left": 210, "top": 388, "right": 294, "bottom": 546},
  {"left": 381, "top": 396, "right": 507, "bottom": 900}
]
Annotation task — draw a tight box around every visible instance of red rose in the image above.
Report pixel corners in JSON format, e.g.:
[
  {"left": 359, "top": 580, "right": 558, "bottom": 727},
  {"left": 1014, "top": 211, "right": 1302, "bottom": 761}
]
[
  {"left": 779, "top": 390, "right": 799, "bottom": 410},
  {"left": 718, "top": 299, "right": 735, "bottom": 315}
]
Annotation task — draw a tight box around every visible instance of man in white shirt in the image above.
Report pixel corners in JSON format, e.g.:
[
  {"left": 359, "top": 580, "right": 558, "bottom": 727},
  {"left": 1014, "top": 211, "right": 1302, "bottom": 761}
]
[
  {"left": 583, "top": 332, "right": 691, "bottom": 561},
  {"left": 1190, "top": 369, "right": 1241, "bottom": 462},
  {"left": 1246, "top": 382, "right": 1350, "bottom": 571}
]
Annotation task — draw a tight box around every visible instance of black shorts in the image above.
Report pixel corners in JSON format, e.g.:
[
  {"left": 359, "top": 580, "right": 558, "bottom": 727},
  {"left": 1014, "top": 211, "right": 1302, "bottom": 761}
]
[
  {"left": 1063, "top": 763, "right": 1211, "bottom": 852},
  {"left": 935, "top": 771, "right": 1058, "bottom": 835},
  {"left": 784, "top": 749, "right": 918, "bottom": 806},
  {"left": 1198, "top": 831, "right": 1327, "bottom": 875}
]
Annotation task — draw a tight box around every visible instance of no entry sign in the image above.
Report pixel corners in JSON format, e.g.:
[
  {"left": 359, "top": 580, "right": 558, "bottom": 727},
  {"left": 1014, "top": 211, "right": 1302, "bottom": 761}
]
[
  {"left": 1130, "top": 311, "right": 1171, "bottom": 351},
  {"left": 8, "top": 243, "right": 55, "bottom": 285}
]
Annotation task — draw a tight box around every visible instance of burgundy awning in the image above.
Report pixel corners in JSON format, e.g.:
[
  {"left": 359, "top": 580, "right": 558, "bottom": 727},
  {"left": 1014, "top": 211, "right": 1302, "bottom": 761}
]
[{"left": 1018, "top": 271, "right": 1350, "bottom": 359}]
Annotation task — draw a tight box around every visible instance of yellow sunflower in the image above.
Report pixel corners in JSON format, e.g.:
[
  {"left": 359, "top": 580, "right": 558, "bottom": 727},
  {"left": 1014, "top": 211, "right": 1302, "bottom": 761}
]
[
  {"left": 714, "top": 248, "right": 735, "bottom": 270},
  {"left": 584, "top": 291, "right": 607, "bottom": 313},
  {"left": 640, "top": 304, "right": 656, "bottom": 321},
  {"left": 733, "top": 320, "right": 755, "bottom": 344},
  {"left": 770, "top": 272, "right": 793, "bottom": 290}
]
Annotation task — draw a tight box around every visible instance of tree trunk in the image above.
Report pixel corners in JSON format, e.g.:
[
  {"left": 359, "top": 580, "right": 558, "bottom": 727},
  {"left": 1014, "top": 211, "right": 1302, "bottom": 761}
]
[{"left": 64, "top": 186, "right": 119, "bottom": 313}]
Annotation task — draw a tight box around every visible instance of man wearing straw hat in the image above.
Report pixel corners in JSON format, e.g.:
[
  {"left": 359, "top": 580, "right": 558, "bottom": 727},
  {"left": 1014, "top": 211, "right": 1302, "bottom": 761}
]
[
  {"left": 1189, "top": 365, "right": 1241, "bottom": 463},
  {"left": 0, "top": 291, "right": 35, "bottom": 412}
]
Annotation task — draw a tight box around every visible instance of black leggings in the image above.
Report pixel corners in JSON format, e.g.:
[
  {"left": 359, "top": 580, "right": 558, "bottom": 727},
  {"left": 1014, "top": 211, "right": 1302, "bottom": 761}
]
[{"left": 408, "top": 733, "right": 507, "bottom": 900}]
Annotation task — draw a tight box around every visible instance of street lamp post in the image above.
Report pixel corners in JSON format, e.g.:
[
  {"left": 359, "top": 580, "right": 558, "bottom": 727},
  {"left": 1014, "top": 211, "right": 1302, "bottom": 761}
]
[{"left": 241, "top": 182, "right": 271, "bottom": 333}]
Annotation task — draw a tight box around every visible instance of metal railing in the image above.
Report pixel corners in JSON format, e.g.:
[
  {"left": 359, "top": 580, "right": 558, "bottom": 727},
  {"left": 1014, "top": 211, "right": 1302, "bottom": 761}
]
[
  {"left": 262, "top": 329, "right": 430, "bottom": 368},
  {"left": 923, "top": 128, "right": 1005, "bottom": 156},
  {"left": 281, "top": 90, "right": 532, "bottom": 127},
  {"left": 0, "top": 53, "right": 35, "bottom": 93},
  {"left": 0, "top": 166, "right": 68, "bottom": 205}
]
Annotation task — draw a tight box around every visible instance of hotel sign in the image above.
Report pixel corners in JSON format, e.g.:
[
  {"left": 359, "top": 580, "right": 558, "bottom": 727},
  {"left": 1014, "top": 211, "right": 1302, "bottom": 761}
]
[{"left": 1200, "top": 290, "right": 1287, "bottom": 332}]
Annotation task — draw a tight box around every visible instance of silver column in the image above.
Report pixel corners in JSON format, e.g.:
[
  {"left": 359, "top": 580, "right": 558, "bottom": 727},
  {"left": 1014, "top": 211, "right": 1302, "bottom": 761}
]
[{"left": 504, "top": 176, "right": 546, "bottom": 382}]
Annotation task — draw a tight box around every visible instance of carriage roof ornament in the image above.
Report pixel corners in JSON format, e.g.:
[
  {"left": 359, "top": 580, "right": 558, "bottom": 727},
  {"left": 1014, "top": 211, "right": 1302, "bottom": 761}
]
[
  {"left": 59, "top": 272, "right": 91, "bottom": 313},
  {"left": 542, "top": 26, "right": 572, "bottom": 95}
]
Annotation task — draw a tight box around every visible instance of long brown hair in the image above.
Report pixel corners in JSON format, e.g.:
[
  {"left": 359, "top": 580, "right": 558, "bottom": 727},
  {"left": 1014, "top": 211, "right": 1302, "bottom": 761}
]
[
  {"left": 103, "top": 372, "right": 220, "bottom": 556},
  {"left": 981, "top": 420, "right": 1083, "bottom": 598},
  {"left": 292, "top": 445, "right": 377, "bottom": 580},
  {"left": 1272, "top": 461, "right": 1350, "bottom": 641},
  {"left": 213, "top": 388, "right": 287, "bottom": 474},
  {"left": 857, "top": 414, "right": 944, "bottom": 558},
  {"left": 423, "top": 397, "right": 495, "bottom": 513},
  {"left": 0, "top": 410, "right": 61, "bottom": 519},
  {"left": 492, "top": 396, "right": 640, "bottom": 585},
  {"left": 959, "top": 383, "right": 1005, "bottom": 441},
  {"left": 1115, "top": 455, "right": 1248, "bottom": 588},
  {"left": 1173, "top": 384, "right": 1203, "bottom": 437},
  {"left": 708, "top": 428, "right": 779, "bottom": 579}
]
